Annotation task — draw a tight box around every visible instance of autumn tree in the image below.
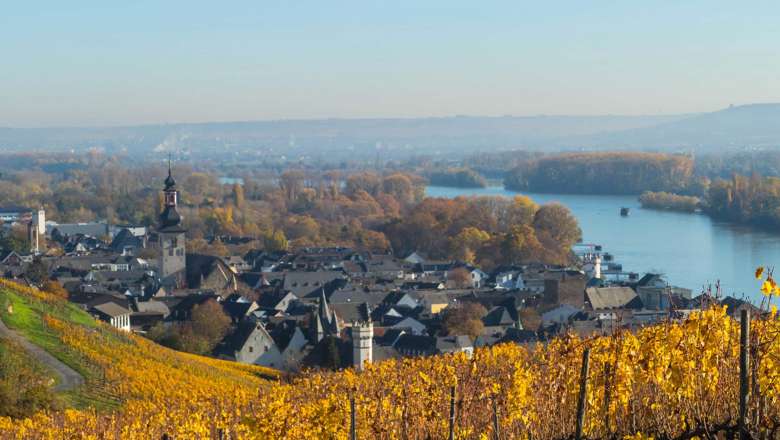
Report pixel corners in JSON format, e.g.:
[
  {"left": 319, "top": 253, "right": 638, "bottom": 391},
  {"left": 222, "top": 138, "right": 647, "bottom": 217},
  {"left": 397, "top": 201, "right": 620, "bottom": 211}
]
[
  {"left": 41, "top": 280, "right": 69, "bottom": 300},
  {"left": 441, "top": 302, "right": 487, "bottom": 339},
  {"left": 518, "top": 308, "right": 542, "bottom": 332},
  {"left": 263, "top": 230, "right": 288, "bottom": 252},
  {"left": 448, "top": 267, "right": 473, "bottom": 289}
]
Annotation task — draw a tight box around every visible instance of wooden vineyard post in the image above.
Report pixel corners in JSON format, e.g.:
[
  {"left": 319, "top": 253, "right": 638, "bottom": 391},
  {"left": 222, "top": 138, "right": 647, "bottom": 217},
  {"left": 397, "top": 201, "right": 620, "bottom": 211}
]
[
  {"left": 575, "top": 348, "right": 591, "bottom": 440},
  {"left": 739, "top": 309, "right": 750, "bottom": 440},
  {"left": 448, "top": 386, "right": 456, "bottom": 440},
  {"left": 350, "top": 395, "right": 357, "bottom": 440},
  {"left": 492, "top": 397, "right": 500, "bottom": 440},
  {"left": 603, "top": 363, "right": 612, "bottom": 435}
]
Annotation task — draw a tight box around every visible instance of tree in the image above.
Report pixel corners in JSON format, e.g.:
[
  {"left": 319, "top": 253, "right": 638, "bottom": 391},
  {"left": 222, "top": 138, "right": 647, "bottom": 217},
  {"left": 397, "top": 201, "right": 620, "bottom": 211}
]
[
  {"left": 41, "top": 280, "right": 68, "bottom": 300},
  {"left": 450, "top": 227, "right": 490, "bottom": 264},
  {"left": 231, "top": 183, "right": 245, "bottom": 208},
  {"left": 189, "top": 299, "right": 232, "bottom": 352},
  {"left": 441, "top": 302, "right": 487, "bottom": 340},
  {"left": 518, "top": 308, "right": 541, "bottom": 332},
  {"left": 24, "top": 258, "right": 49, "bottom": 285},
  {"left": 448, "top": 267, "right": 473, "bottom": 289},
  {"left": 264, "top": 230, "right": 288, "bottom": 252}
]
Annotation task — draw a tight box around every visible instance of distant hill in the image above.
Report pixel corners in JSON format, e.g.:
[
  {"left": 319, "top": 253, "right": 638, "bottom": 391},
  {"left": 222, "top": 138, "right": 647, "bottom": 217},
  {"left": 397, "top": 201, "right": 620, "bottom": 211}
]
[
  {"left": 559, "top": 104, "right": 780, "bottom": 150},
  {"left": 0, "top": 114, "right": 687, "bottom": 156},
  {"left": 1, "top": 104, "right": 778, "bottom": 156}
]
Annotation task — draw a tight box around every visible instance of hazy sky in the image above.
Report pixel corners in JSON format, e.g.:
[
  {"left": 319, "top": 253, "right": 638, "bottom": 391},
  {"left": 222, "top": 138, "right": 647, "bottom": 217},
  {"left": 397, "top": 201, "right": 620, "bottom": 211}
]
[{"left": 1, "top": 1, "right": 779, "bottom": 127}]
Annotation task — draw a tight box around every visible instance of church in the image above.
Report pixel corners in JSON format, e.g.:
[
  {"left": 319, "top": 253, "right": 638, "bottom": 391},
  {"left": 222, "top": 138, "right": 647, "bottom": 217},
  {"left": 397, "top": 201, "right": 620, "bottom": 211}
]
[{"left": 157, "top": 163, "right": 187, "bottom": 288}]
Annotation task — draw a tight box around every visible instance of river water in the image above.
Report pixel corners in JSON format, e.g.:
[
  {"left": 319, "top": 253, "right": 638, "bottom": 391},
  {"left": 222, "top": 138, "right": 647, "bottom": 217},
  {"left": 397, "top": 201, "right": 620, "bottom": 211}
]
[{"left": 426, "top": 185, "right": 780, "bottom": 303}]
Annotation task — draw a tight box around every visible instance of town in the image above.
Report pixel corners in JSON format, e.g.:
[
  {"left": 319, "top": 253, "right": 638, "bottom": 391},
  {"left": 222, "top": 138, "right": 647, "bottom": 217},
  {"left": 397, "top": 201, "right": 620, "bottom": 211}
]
[{"left": 0, "top": 165, "right": 755, "bottom": 374}]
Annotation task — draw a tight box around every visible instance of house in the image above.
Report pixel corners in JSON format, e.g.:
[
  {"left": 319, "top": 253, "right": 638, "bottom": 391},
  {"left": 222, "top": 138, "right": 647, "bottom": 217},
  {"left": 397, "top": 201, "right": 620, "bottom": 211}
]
[
  {"left": 220, "top": 320, "right": 308, "bottom": 371},
  {"left": 394, "top": 334, "right": 437, "bottom": 357},
  {"left": 494, "top": 270, "right": 525, "bottom": 290},
  {"left": 418, "top": 291, "right": 451, "bottom": 315},
  {"left": 222, "top": 300, "right": 260, "bottom": 323},
  {"left": 109, "top": 228, "right": 146, "bottom": 255},
  {"left": 48, "top": 222, "right": 110, "bottom": 239},
  {"left": 436, "top": 335, "right": 474, "bottom": 356},
  {"left": 257, "top": 290, "right": 298, "bottom": 314},
  {"left": 542, "top": 270, "right": 587, "bottom": 307},
  {"left": 403, "top": 251, "right": 428, "bottom": 265},
  {"left": 185, "top": 254, "right": 239, "bottom": 299},
  {"left": 283, "top": 271, "right": 346, "bottom": 299},
  {"left": 720, "top": 296, "right": 761, "bottom": 319},
  {"left": 481, "top": 306, "right": 515, "bottom": 334},
  {"left": 585, "top": 287, "right": 643, "bottom": 311},
  {"left": 90, "top": 301, "right": 131, "bottom": 331},
  {"left": 390, "top": 316, "right": 427, "bottom": 335},
  {"left": 541, "top": 304, "right": 580, "bottom": 327},
  {"left": 449, "top": 264, "right": 487, "bottom": 288}
]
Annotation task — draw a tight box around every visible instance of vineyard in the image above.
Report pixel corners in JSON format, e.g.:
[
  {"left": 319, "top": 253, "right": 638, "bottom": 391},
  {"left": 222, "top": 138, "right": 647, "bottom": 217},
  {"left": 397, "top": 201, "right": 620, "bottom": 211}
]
[{"left": 0, "top": 278, "right": 779, "bottom": 439}]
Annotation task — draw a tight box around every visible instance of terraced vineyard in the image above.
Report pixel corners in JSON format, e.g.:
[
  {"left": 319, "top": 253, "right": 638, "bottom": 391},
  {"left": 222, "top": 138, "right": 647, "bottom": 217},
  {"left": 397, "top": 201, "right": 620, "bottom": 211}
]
[{"left": 0, "top": 277, "right": 779, "bottom": 438}]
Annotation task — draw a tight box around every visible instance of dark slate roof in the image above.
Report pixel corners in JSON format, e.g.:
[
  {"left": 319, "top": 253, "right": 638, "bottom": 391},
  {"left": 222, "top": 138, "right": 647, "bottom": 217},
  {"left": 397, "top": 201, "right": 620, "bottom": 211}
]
[
  {"left": 110, "top": 229, "right": 144, "bottom": 252},
  {"left": 498, "top": 327, "right": 538, "bottom": 344},
  {"left": 222, "top": 301, "right": 256, "bottom": 321},
  {"left": 394, "top": 334, "right": 437, "bottom": 354},
  {"left": 331, "top": 302, "right": 371, "bottom": 324},
  {"left": 482, "top": 306, "right": 515, "bottom": 327},
  {"left": 283, "top": 271, "right": 346, "bottom": 298},
  {"left": 268, "top": 320, "right": 300, "bottom": 352},
  {"left": 376, "top": 329, "right": 405, "bottom": 346},
  {"left": 186, "top": 254, "right": 231, "bottom": 289},
  {"left": 158, "top": 205, "right": 185, "bottom": 232}
]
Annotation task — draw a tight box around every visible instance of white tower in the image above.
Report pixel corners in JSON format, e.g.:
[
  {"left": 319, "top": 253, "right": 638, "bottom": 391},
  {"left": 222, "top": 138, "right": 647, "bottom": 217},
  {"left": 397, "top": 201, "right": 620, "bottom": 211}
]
[
  {"left": 594, "top": 255, "right": 602, "bottom": 279},
  {"left": 352, "top": 321, "right": 373, "bottom": 371},
  {"left": 28, "top": 209, "right": 45, "bottom": 254}
]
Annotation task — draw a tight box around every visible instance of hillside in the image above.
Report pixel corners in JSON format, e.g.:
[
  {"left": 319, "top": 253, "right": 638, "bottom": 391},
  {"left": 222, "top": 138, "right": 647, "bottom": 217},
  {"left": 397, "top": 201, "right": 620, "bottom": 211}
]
[
  {"left": 0, "top": 279, "right": 278, "bottom": 438},
  {"left": 1, "top": 278, "right": 779, "bottom": 438},
  {"left": 562, "top": 103, "right": 780, "bottom": 150},
  {"left": 0, "top": 114, "right": 687, "bottom": 156},
  {"left": 3, "top": 104, "right": 780, "bottom": 157}
]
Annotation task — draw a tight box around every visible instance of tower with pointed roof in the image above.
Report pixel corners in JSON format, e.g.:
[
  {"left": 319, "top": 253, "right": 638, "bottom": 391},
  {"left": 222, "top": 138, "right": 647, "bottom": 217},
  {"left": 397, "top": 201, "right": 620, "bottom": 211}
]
[
  {"left": 312, "top": 288, "right": 340, "bottom": 343},
  {"left": 158, "top": 160, "right": 187, "bottom": 284}
]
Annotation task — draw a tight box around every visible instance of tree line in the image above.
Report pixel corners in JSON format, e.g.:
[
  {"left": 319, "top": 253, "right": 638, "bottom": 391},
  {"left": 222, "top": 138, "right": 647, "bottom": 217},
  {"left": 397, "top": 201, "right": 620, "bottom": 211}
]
[
  {"left": 504, "top": 152, "right": 695, "bottom": 195},
  {"left": 0, "top": 154, "right": 580, "bottom": 268}
]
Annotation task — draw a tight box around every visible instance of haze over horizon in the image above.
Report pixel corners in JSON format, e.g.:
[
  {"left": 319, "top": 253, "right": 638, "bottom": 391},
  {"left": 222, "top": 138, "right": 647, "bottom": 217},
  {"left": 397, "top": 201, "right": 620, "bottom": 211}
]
[{"left": 2, "top": 1, "right": 779, "bottom": 127}]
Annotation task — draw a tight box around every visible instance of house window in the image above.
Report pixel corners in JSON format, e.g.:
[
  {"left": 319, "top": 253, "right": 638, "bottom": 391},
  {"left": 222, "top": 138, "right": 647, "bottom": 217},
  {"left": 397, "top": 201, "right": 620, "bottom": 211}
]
[
  {"left": 249, "top": 346, "right": 253, "bottom": 353},
  {"left": 169, "top": 249, "right": 174, "bottom": 256}
]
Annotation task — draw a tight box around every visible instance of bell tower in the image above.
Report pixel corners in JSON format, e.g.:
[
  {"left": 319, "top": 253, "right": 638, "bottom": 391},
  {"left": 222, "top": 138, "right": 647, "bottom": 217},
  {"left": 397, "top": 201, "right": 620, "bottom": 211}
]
[{"left": 158, "top": 160, "right": 186, "bottom": 284}]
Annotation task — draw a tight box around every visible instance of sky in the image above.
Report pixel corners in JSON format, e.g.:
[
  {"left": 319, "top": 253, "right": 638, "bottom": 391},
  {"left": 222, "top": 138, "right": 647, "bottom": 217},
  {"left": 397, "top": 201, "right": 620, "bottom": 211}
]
[{"left": 1, "top": 1, "right": 779, "bottom": 127}]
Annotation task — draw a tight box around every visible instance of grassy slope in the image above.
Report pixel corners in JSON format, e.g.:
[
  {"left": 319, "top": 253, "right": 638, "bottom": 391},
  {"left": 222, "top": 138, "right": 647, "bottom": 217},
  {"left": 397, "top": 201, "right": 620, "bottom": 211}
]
[
  {"left": 0, "top": 288, "right": 121, "bottom": 410},
  {"left": 0, "top": 284, "right": 279, "bottom": 413}
]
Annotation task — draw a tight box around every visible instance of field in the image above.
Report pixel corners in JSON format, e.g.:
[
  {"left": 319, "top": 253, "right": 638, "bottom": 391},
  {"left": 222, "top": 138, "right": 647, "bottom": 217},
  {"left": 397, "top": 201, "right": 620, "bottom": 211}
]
[{"left": 0, "top": 278, "right": 779, "bottom": 439}]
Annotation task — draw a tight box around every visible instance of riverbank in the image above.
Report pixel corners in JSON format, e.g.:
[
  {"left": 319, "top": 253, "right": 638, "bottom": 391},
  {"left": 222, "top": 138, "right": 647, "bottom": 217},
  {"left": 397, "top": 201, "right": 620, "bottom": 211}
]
[{"left": 426, "top": 185, "right": 778, "bottom": 302}]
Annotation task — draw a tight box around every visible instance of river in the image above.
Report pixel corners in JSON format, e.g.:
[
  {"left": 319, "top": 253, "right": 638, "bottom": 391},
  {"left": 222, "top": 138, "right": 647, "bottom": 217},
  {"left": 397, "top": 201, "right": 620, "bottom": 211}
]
[{"left": 426, "top": 185, "right": 780, "bottom": 303}]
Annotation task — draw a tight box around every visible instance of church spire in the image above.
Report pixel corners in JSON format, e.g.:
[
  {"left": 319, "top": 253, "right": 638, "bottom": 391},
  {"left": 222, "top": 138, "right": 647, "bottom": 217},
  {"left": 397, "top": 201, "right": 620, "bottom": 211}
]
[{"left": 164, "top": 154, "right": 177, "bottom": 191}]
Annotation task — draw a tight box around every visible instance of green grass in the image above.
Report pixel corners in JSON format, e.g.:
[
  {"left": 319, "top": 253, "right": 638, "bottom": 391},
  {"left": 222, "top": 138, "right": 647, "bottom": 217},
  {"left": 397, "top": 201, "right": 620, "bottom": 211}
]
[{"left": 0, "top": 288, "right": 121, "bottom": 411}]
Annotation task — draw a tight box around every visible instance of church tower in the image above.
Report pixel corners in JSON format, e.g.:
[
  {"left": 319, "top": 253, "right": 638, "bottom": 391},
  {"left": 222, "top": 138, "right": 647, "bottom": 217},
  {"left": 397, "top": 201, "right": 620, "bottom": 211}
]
[{"left": 158, "top": 161, "right": 186, "bottom": 284}]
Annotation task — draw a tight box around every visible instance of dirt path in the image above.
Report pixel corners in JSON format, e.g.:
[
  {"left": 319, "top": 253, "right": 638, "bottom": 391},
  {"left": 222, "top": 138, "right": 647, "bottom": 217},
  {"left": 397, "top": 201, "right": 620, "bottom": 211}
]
[{"left": 0, "top": 317, "right": 84, "bottom": 392}]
